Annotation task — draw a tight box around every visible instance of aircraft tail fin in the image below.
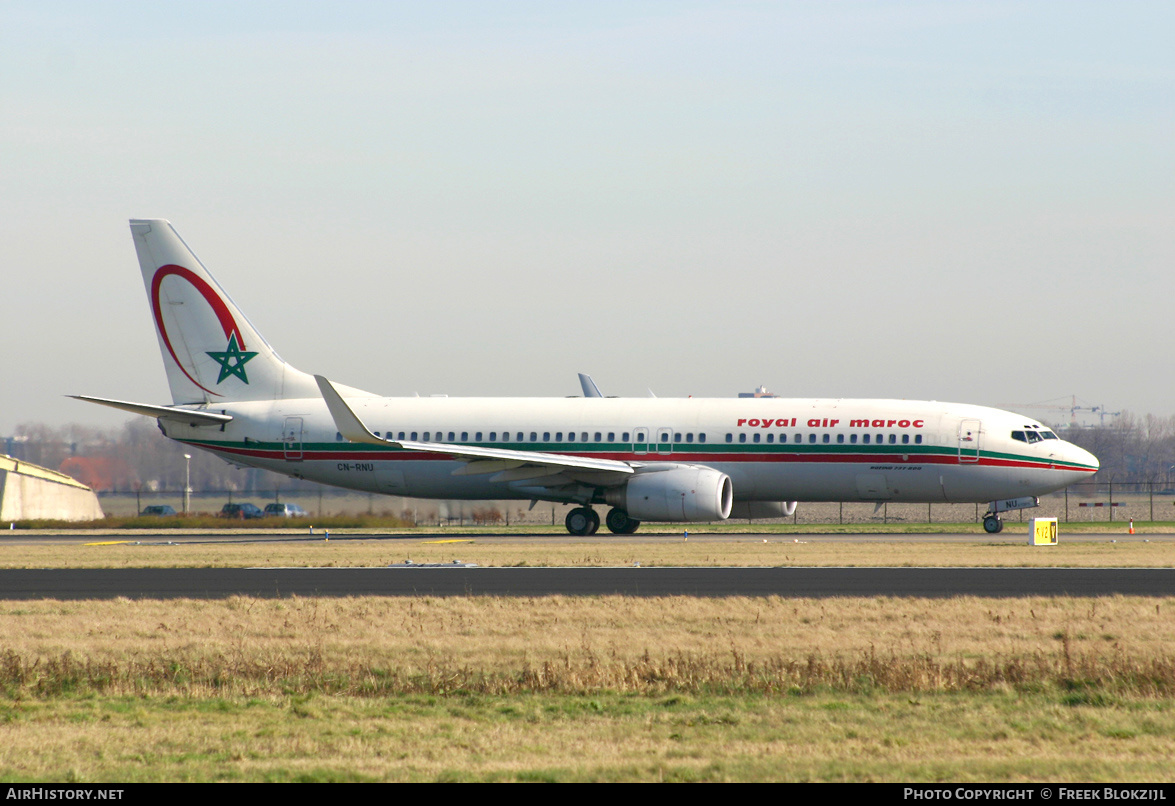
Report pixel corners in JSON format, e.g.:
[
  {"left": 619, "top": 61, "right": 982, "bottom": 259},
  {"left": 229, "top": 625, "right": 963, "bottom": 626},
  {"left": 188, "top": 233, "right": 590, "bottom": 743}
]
[{"left": 130, "top": 219, "right": 319, "bottom": 404}]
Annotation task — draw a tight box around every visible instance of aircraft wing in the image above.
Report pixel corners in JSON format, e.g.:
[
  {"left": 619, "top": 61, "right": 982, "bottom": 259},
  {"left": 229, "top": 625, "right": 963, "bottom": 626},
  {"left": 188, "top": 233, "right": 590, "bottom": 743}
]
[
  {"left": 314, "top": 375, "right": 635, "bottom": 482},
  {"left": 70, "top": 395, "right": 233, "bottom": 426}
]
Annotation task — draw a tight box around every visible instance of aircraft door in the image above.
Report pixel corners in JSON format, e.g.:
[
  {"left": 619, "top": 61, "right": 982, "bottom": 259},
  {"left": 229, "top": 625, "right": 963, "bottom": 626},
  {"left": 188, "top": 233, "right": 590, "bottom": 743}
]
[
  {"left": 283, "top": 416, "right": 304, "bottom": 461},
  {"left": 958, "top": 419, "right": 982, "bottom": 464},
  {"left": 633, "top": 428, "right": 649, "bottom": 455}
]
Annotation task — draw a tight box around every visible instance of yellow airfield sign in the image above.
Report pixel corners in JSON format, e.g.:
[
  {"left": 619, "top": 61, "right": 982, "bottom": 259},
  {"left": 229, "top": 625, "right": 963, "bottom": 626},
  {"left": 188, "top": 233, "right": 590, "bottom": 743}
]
[{"left": 1030, "top": 517, "right": 1058, "bottom": 546}]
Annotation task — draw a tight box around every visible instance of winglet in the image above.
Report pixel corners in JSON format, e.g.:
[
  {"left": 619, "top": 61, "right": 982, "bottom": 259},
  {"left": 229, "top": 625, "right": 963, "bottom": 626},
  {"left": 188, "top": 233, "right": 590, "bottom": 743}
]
[
  {"left": 314, "top": 375, "right": 387, "bottom": 446},
  {"left": 578, "top": 373, "right": 603, "bottom": 398}
]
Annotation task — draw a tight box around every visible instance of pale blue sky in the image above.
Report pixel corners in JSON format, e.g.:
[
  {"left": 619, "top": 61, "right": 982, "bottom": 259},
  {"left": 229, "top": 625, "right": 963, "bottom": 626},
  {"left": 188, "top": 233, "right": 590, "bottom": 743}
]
[{"left": 1, "top": 1, "right": 1171, "bottom": 433}]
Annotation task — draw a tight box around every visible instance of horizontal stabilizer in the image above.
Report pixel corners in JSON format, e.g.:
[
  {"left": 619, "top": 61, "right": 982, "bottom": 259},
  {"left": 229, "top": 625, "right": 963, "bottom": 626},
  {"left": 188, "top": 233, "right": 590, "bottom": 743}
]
[{"left": 70, "top": 395, "right": 233, "bottom": 426}]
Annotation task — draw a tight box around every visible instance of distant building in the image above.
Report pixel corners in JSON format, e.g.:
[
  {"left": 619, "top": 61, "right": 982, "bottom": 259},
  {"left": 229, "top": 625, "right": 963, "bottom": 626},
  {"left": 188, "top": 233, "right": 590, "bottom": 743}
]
[
  {"left": 0, "top": 455, "right": 104, "bottom": 522},
  {"left": 738, "top": 385, "right": 778, "bottom": 398}
]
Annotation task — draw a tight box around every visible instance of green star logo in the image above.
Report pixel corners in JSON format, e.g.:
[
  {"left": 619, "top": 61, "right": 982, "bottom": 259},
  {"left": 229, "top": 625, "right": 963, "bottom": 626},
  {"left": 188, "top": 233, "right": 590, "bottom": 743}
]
[{"left": 206, "top": 333, "right": 258, "bottom": 385}]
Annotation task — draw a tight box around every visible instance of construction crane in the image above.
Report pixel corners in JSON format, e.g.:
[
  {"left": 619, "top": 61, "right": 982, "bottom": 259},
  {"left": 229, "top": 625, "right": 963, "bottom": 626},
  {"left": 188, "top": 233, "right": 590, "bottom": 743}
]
[{"left": 1002, "top": 395, "right": 1121, "bottom": 428}]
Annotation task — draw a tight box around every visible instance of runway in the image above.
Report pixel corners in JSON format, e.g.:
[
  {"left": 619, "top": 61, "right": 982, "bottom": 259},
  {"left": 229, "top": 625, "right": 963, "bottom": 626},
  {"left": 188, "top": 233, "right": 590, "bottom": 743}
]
[{"left": 1, "top": 566, "right": 1173, "bottom": 599}]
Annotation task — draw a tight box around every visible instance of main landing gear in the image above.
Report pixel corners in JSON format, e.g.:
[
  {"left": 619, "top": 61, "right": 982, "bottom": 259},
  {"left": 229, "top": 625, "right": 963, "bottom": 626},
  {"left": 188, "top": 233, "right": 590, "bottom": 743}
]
[
  {"left": 564, "top": 507, "right": 642, "bottom": 535},
  {"left": 605, "top": 508, "right": 640, "bottom": 535},
  {"left": 565, "top": 507, "right": 600, "bottom": 536}
]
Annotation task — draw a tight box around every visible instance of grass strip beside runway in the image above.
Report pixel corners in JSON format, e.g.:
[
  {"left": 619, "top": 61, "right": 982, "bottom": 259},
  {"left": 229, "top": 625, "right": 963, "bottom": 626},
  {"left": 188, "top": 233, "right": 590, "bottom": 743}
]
[{"left": 1, "top": 595, "right": 1174, "bottom": 781}]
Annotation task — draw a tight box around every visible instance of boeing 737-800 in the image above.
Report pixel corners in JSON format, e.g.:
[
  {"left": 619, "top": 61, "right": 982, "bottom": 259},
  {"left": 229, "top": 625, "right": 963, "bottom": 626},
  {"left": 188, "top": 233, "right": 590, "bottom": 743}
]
[{"left": 74, "top": 220, "right": 1099, "bottom": 535}]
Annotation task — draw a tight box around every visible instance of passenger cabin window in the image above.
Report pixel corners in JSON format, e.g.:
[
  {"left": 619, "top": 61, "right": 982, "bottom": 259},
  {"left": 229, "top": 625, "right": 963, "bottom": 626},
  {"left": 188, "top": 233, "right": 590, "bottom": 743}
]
[
  {"left": 448, "top": 432, "right": 455, "bottom": 442},
  {"left": 726, "top": 434, "right": 733, "bottom": 443},
  {"left": 837, "top": 434, "right": 844, "bottom": 444},
  {"left": 889, "top": 434, "right": 897, "bottom": 444},
  {"left": 530, "top": 432, "right": 537, "bottom": 442},
  {"left": 608, "top": 432, "right": 615, "bottom": 441},
  {"left": 595, "top": 432, "right": 602, "bottom": 442},
  {"left": 543, "top": 432, "right": 550, "bottom": 441},
  {"left": 699, "top": 434, "right": 706, "bottom": 443},
  {"left": 863, "top": 434, "right": 870, "bottom": 444},
  {"left": 902, "top": 434, "right": 910, "bottom": 444},
  {"left": 780, "top": 434, "right": 787, "bottom": 444},
  {"left": 475, "top": 432, "right": 483, "bottom": 441},
  {"left": 915, "top": 435, "right": 922, "bottom": 444},
  {"left": 489, "top": 432, "right": 497, "bottom": 442},
  {"left": 581, "top": 433, "right": 588, "bottom": 442},
  {"left": 822, "top": 434, "right": 830, "bottom": 444},
  {"left": 850, "top": 434, "right": 857, "bottom": 444},
  {"left": 398, "top": 432, "right": 405, "bottom": 440},
  {"left": 674, "top": 433, "right": 683, "bottom": 443},
  {"left": 461, "top": 432, "right": 468, "bottom": 441},
  {"left": 568, "top": 432, "right": 575, "bottom": 442},
  {"left": 766, "top": 434, "right": 773, "bottom": 443},
  {"left": 753, "top": 434, "right": 760, "bottom": 443},
  {"left": 411, "top": 432, "right": 418, "bottom": 440},
  {"left": 738, "top": 434, "right": 747, "bottom": 443}
]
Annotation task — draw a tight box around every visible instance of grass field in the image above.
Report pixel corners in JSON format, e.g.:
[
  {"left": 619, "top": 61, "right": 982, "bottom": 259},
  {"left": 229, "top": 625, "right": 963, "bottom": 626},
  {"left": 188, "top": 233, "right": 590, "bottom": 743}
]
[{"left": 1, "top": 535, "right": 1174, "bottom": 781}]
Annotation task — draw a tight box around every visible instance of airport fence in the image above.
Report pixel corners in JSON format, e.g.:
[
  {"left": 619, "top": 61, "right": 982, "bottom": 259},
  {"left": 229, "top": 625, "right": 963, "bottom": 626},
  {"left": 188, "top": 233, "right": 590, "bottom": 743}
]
[{"left": 94, "top": 480, "right": 1174, "bottom": 526}]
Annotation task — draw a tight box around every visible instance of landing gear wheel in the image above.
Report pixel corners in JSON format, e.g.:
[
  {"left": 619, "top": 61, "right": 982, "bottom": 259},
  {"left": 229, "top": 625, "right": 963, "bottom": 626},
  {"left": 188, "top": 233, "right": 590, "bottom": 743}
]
[
  {"left": 983, "top": 514, "right": 1004, "bottom": 534},
  {"left": 565, "top": 507, "right": 600, "bottom": 536},
  {"left": 606, "top": 508, "right": 641, "bottom": 535}
]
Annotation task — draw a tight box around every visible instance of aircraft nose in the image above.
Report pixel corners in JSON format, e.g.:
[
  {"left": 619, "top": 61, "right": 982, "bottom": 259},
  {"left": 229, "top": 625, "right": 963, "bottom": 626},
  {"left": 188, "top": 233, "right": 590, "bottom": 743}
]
[{"left": 1062, "top": 442, "right": 1099, "bottom": 474}]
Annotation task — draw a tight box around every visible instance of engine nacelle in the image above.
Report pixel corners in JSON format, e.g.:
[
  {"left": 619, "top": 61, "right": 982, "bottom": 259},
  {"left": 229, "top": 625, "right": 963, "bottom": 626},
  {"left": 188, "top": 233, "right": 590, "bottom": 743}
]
[
  {"left": 729, "top": 501, "right": 799, "bottom": 520},
  {"left": 605, "top": 466, "right": 733, "bottom": 522}
]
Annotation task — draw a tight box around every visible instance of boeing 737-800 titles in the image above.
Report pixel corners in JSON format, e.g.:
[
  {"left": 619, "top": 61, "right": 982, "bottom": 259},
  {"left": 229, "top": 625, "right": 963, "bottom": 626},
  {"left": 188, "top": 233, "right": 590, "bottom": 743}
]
[{"left": 74, "top": 220, "right": 1099, "bottom": 535}]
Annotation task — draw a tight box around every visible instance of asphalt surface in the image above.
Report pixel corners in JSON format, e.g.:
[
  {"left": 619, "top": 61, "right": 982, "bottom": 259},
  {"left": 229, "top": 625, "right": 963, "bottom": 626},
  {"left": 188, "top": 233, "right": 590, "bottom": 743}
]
[
  {"left": 1, "top": 566, "right": 1173, "bottom": 599},
  {"left": 3, "top": 530, "right": 1172, "bottom": 599}
]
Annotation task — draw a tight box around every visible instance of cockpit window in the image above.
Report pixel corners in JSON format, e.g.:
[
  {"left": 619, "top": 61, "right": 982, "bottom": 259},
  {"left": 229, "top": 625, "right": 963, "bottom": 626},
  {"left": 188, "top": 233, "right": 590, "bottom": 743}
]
[
  {"left": 1011, "top": 431, "right": 1027, "bottom": 443},
  {"left": 1040, "top": 430, "right": 1058, "bottom": 440},
  {"left": 1011, "top": 430, "right": 1046, "bottom": 444}
]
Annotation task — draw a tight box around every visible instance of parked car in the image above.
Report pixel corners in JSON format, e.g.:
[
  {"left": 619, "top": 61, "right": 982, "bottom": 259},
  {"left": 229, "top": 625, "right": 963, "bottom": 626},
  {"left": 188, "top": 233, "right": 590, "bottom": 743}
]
[
  {"left": 219, "top": 502, "right": 264, "bottom": 519},
  {"left": 264, "top": 503, "right": 307, "bottom": 518},
  {"left": 140, "top": 505, "right": 177, "bottom": 516}
]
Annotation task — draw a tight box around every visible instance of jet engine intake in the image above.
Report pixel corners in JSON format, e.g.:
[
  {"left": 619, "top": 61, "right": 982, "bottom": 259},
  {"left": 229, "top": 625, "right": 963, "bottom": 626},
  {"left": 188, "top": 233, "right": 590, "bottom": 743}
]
[{"left": 605, "top": 466, "right": 733, "bottom": 522}]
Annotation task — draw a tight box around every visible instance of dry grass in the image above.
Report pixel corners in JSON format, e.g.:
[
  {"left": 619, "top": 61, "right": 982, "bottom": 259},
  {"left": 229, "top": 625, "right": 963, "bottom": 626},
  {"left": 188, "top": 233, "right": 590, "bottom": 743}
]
[
  {"left": 2, "top": 595, "right": 1175, "bottom": 781},
  {"left": 1, "top": 595, "right": 1173, "bottom": 698}
]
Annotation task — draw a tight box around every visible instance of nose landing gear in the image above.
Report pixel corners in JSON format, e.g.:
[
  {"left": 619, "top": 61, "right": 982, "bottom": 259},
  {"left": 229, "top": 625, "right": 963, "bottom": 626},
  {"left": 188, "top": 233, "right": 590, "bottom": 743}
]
[
  {"left": 981, "top": 495, "right": 1039, "bottom": 535},
  {"left": 982, "top": 514, "right": 1004, "bottom": 534}
]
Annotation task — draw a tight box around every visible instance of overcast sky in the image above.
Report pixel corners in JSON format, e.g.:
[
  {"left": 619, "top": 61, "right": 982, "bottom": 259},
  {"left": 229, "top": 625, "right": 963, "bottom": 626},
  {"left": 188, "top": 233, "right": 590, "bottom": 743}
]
[{"left": 1, "top": 1, "right": 1171, "bottom": 435}]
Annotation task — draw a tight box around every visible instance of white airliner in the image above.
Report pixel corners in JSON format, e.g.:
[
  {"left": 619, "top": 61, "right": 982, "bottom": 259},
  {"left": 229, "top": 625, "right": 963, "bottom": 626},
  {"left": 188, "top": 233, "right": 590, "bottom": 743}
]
[{"left": 75, "top": 220, "right": 1099, "bottom": 535}]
